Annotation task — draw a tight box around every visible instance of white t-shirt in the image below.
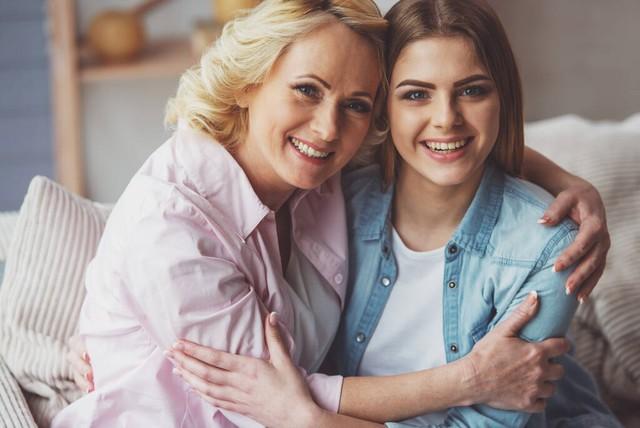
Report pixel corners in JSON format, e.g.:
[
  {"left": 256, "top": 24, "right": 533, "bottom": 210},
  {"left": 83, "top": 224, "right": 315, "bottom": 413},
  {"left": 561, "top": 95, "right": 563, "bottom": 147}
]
[{"left": 358, "top": 227, "right": 448, "bottom": 426}]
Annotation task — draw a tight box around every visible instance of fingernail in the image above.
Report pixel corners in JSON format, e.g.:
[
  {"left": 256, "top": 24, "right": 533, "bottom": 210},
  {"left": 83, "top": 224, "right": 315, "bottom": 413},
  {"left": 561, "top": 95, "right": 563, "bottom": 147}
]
[
  {"left": 269, "top": 312, "right": 278, "bottom": 326},
  {"left": 172, "top": 367, "right": 181, "bottom": 376},
  {"left": 579, "top": 296, "right": 587, "bottom": 305},
  {"left": 172, "top": 342, "right": 184, "bottom": 351},
  {"left": 565, "top": 287, "right": 571, "bottom": 295},
  {"left": 527, "top": 290, "right": 538, "bottom": 304},
  {"left": 82, "top": 352, "right": 89, "bottom": 362},
  {"left": 85, "top": 387, "right": 92, "bottom": 394},
  {"left": 537, "top": 217, "right": 548, "bottom": 224}
]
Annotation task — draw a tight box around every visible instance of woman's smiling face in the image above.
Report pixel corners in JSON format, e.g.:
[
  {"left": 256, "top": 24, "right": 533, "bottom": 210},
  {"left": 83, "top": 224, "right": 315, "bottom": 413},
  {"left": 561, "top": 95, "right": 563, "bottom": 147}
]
[
  {"left": 237, "top": 20, "right": 380, "bottom": 197},
  {"left": 388, "top": 35, "right": 501, "bottom": 189}
]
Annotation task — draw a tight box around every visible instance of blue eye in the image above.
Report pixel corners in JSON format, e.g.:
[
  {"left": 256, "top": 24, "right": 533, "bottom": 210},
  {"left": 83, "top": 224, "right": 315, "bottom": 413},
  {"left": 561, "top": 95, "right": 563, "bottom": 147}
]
[
  {"left": 344, "top": 100, "right": 372, "bottom": 114},
  {"left": 460, "top": 86, "right": 487, "bottom": 97},
  {"left": 295, "top": 84, "right": 320, "bottom": 98},
  {"left": 402, "top": 90, "right": 428, "bottom": 101}
]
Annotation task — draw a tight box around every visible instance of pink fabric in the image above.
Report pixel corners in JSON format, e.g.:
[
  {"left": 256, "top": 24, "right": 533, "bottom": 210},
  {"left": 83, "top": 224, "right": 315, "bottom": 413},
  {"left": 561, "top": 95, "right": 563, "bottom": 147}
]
[{"left": 52, "top": 124, "right": 346, "bottom": 427}]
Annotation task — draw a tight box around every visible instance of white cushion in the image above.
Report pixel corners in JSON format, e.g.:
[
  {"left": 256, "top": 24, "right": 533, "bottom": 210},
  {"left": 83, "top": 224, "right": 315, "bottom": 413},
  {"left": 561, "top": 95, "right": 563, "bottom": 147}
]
[
  {"left": 0, "top": 176, "right": 110, "bottom": 426},
  {"left": 525, "top": 114, "right": 640, "bottom": 402}
]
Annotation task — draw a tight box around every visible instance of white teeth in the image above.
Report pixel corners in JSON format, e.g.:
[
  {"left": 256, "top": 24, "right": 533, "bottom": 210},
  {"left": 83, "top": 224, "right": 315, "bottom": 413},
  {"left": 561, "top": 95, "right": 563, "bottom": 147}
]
[
  {"left": 290, "top": 137, "right": 330, "bottom": 159},
  {"left": 425, "top": 139, "right": 469, "bottom": 152}
]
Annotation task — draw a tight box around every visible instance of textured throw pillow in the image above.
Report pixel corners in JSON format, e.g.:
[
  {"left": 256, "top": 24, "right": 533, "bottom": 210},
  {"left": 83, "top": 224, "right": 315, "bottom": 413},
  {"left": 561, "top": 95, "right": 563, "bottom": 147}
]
[
  {"left": 0, "top": 354, "right": 36, "bottom": 428},
  {"left": 0, "top": 176, "right": 110, "bottom": 426},
  {"left": 0, "top": 211, "right": 19, "bottom": 290},
  {"left": 525, "top": 114, "right": 640, "bottom": 408}
]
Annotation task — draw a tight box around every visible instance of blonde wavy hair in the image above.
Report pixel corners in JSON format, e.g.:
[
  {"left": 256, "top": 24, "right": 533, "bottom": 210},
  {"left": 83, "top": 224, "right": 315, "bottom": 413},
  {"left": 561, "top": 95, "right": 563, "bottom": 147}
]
[{"left": 165, "top": 0, "right": 388, "bottom": 163}]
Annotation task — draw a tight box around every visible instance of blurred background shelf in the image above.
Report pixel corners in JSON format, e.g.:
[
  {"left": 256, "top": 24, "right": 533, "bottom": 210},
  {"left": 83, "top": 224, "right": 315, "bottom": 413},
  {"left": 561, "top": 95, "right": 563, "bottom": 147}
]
[{"left": 79, "top": 38, "right": 195, "bottom": 82}]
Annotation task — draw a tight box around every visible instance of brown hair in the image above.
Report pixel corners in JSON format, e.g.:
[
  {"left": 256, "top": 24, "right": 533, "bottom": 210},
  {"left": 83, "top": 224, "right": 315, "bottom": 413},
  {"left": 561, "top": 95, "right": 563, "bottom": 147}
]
[{"left": 380, "top": 0, "right": 524, "bottom": 184}]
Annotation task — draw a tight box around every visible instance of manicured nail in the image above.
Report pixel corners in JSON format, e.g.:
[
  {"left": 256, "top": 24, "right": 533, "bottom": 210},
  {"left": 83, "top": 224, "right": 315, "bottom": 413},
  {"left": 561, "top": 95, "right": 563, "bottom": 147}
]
[
  {"left": 172, "top": 367, "right": 181, "bottom": 376},
  {"left": 269, "top": 312, "right": 278, "bottom": 326},
  {"left": 537, "top": 217, "right": 549, "bottom": 224},
  {"left": 172, "top": 342, "right": 184, "bottom": 351},
  {"left": 578, "top": 296, "right": 587, "bottom": 305},
  {"left": 565, "top": 287, "right": 571, "bottom": 295},
  {"left": 527, "top": 290, "right": 538, "bottom": 305}
]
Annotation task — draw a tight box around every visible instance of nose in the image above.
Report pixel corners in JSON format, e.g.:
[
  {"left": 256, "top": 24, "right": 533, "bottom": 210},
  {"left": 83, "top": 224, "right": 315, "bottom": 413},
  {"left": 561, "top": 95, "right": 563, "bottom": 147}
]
[
  {"left": 432, "top": 94, "right": 462, "bottom": 130},
  {"left": 310, "top": 103, "right": 339, "bottom": 143}
]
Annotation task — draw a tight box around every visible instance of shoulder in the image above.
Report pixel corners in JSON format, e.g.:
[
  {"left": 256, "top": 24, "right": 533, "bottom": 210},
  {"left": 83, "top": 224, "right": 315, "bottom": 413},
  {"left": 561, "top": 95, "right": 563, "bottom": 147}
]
[
  {"left": 490, "top": 175, "right": 578, "bottom": 267},
  {"left": 341, "top": 164, "right": 388, "bottom": 232}
]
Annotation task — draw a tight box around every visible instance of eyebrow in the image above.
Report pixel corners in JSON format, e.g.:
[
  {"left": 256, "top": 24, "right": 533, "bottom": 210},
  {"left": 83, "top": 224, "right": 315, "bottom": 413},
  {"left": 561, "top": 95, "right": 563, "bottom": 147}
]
[
  {"left": 395, "top": 74, "right": 492, "bottom": 89},
  {"left": 297, "top": 74, "right": 374, "bottom": 101}
]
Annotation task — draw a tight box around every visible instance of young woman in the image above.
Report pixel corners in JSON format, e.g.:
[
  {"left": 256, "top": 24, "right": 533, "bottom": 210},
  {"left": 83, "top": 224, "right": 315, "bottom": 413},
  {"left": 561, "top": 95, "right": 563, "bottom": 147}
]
[
  {"left": 63, "top": 0, "right": 613, "bottom": 427},
  {"left": 159, "top": 0, "right": 620, "bottom": 427}
]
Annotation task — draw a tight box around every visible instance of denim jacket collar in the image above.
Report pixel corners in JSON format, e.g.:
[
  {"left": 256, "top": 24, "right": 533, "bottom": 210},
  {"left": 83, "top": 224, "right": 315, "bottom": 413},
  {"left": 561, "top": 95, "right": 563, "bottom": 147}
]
[
  {"left": 354, "top": 163, "right": 504, "bottom": 256},
  {"left": 451, "top": 162, "right": 505, "bottom": 256}
]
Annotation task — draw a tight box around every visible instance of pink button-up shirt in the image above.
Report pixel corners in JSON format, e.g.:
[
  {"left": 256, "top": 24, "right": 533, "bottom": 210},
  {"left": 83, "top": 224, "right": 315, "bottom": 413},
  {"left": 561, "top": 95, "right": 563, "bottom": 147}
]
[{"left": 52, "top": 125, "right": 347, "bottom": 427}]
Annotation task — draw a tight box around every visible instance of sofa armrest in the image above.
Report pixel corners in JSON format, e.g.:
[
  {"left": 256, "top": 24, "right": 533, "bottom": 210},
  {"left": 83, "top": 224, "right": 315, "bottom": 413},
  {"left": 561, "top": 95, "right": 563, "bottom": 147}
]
[{"left": 0, "top": 354, "right": 36, "bottom": 428}]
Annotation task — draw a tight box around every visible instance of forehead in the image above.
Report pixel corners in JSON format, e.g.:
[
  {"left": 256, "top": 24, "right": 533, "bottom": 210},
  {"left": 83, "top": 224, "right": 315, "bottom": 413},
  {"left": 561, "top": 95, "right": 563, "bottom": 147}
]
[
  {"left": 392, "top": 36, "right": 487, "bottom": 83},
  {"left": 270, "top": 21, "right": 380, "bottom": 93}
]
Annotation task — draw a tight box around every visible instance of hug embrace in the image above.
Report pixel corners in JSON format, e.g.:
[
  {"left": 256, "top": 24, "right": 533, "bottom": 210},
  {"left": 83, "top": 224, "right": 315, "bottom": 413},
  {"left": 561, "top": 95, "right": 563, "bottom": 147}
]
[{"left": 55, "top": 0, "right": 621, "bottom": 427}]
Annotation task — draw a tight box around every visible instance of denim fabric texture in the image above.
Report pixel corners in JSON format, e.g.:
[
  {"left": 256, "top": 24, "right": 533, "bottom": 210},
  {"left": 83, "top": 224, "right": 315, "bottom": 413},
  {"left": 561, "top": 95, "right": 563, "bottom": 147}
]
[{"left": 326, "top": 163, "right": 621, "bottom": 427}]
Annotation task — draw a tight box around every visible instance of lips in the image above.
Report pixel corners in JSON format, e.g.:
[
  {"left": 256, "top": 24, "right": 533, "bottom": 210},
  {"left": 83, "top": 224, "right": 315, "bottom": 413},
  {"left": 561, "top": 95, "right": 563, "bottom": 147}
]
[
  {"left": 422, "top": 137, "right": 472, "bottom": 153},
  {"left": 289, "top": 136, "right": 333, "bottom": 160}
]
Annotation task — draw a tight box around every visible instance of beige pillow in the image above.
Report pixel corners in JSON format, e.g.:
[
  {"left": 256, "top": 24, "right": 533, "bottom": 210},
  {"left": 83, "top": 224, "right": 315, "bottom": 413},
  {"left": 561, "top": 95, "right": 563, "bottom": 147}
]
[
  {"left": 525, "top": 114, "right": 640, "bottom": 404},
  {"left": 0, "top": 354, "right": 36, "bottom": 428},
  {"left": 0, "top": 176, "right": 109, "bottom": 426}
]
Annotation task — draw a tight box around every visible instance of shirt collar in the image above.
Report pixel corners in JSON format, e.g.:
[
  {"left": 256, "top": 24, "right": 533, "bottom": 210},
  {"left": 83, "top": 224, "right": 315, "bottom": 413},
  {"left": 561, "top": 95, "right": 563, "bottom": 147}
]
[
  {"left": 451, "top": 162, "right": 504, "bottom": 255},
  {"left": 174, "top": 122, "right": 270, "bottom": 240},
  {"left": 354, "top": 163, "right": 504, "bottom": 257},
  {"left": 174, "top": 122, "right": 336, "bottom": 240}
]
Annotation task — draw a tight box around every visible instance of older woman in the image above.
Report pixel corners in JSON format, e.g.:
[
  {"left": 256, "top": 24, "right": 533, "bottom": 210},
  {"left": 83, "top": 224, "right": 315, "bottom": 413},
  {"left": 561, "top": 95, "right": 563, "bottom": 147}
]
[{"left": 62, "top": 1, "right": 612, "bottom": 427}]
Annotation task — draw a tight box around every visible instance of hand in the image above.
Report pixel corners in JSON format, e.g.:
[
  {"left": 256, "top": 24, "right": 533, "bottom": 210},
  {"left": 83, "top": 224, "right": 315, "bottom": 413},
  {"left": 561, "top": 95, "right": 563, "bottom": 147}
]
[
  {"left": 168, "top": 313, "right": 320, "bottom": 428},
  {"left": 463, "top": 292, "right": 570, "bottom": 413},
  {"left": 539, "top": 177, "right": 610, "bottom": 301},
  {"left": 66, "top": 335, "right": 94, "bottom": 393}
]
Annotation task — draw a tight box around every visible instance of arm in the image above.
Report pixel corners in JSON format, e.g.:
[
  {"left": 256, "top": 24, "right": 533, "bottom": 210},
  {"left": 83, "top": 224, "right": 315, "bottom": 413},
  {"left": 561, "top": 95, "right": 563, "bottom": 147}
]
[
  {"left": 167, "top": 293, "right": 568, "bottom": 427},
  {"left": 116, "top": 197, "right": 341, "bottom": 417},
  {"left": 522, "top": 146, "right": 610, "bottom": 300},
  {"left": 403, "top": 228, "right": 581, "bottom": 428}
]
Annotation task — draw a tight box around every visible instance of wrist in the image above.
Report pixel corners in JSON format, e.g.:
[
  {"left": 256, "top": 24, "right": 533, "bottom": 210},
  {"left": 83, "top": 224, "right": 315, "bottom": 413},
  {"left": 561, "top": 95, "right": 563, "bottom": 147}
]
[
  {"left": 296, "top": 402, "right": 326, "bottom": 428},
  {"left": 456, "top": 354, "right": 485, "bottom": 407}
]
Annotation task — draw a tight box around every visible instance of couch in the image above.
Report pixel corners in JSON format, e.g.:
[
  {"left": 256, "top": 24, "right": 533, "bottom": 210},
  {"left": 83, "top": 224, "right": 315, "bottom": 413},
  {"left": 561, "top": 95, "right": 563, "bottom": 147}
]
[{"left": 0, "top": 114, "right": 639, "bottom": 427}]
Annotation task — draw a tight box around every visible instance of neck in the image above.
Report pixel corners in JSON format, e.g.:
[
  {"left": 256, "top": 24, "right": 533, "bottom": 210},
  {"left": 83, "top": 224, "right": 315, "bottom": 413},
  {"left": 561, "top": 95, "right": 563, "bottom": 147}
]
[
  {"left": 232, "top": 142, "right": 295, "bottom": 212},
  {"left": 392, "top": 163, "right": 485, "bottom": 252}
]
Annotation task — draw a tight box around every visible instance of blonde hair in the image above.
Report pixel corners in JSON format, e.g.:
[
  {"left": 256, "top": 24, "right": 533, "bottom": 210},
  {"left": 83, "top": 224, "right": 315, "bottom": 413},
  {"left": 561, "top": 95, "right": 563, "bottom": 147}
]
[{"left": 165, "top": 0, "right": 388, "bottom": 159}]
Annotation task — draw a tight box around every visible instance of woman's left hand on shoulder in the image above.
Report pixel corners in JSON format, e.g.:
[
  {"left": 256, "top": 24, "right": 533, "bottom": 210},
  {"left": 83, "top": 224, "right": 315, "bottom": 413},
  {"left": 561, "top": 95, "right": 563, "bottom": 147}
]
[
  {"left": 539, "top": 176, "right": 610, "bottom": 302},
  {"left": 167, "top": 313, "right": 320, "bottom": 427}
]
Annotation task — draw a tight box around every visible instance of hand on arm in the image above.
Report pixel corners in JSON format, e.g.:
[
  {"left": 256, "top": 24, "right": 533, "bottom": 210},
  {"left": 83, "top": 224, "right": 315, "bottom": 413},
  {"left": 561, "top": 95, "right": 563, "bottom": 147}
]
[
  {"left": 170, "top": 313, "right": 383, "bottom": 428},
  {"left": 66, "top": 334, "right": 94, "bottom": 393},
  {"left": 522, "top": 146, "right": 610, "bottom": 301},
  {"left": 337, "top": 292, "right": 569, "bottom": 423}
]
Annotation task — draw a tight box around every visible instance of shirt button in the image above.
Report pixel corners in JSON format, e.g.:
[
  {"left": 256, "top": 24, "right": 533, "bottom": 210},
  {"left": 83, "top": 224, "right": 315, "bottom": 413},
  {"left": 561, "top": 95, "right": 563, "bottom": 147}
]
[
  {"left": 334, "top": 273, "right": 344, "bottom": 284},
  {"left": 448, "top": 244, "right": 458, "bottom": 255},
  {"left": 381, "top": 277, "right": 391, "bottom": 287},
  {"left": 448, "top": 281, "right": 457, "bottom": 289},
  {"left": 356, "top": 333, "right": 366, "bottom": 343},
  {"left": 450, "top": 344, "right": 459, "bottom": 353}
]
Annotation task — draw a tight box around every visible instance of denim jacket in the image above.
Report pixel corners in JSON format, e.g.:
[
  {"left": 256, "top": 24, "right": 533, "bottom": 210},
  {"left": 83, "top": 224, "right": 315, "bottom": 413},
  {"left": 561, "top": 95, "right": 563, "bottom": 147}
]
[{"left": 326, "top": 163, "right": 620, "bottom": 428}]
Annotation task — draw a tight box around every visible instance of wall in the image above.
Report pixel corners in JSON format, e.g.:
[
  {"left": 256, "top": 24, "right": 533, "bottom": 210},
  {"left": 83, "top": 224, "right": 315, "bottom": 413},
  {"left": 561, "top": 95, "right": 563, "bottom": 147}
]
[
  {"left": 0, "top": 0, "right": 53, "bottom": 210},
  {"left": 488, "top": 0, "right": 640, "bottom": 121}
]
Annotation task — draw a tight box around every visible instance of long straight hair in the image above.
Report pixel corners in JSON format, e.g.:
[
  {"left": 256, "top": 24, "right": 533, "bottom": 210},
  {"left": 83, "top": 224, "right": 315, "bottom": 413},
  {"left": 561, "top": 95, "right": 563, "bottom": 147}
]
[{"left": 381, "top": 0, "right": 524, "bottom": 185}]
